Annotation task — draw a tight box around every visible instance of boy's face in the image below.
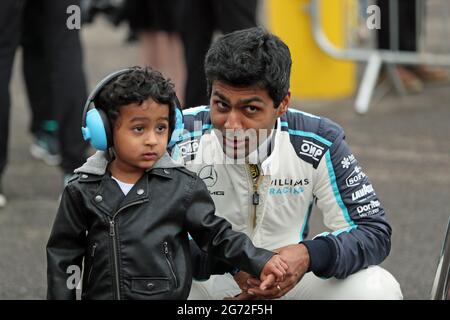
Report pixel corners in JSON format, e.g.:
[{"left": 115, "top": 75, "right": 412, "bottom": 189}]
[
  {"left": 209, "top": 81, "right": 289, "bottom": 158},
  {"left": 112, "top": 98, "right": 170, "bottom": 173}
]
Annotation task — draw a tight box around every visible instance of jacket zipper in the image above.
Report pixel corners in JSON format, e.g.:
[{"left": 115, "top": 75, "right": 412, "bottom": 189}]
[
  {"left": 247, "top": 165, "right": 262, "bottom": 231},
  {"left": 86, "top": 242, "right": 97, "bottom": 286},
  {"left": 109, "top": 199, "right": 146, "bottom": 300},
  {"left": 163, "top": 241, "right": 178, "bottom": 288},
  {"left": 252, "top": 177, "right": 262, "bottom": 229}
]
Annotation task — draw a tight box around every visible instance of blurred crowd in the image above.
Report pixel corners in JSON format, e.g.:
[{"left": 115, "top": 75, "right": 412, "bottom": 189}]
[
  {"left": 0, "top": 0, "right": 448, "bottom": 209},
  {"left": 0, "top": 0, "right": 260, "bottom": 208}
]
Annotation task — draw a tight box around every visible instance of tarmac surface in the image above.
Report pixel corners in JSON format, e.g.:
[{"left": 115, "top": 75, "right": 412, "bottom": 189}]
[{"left": 0, "top": 14, "right": 449, "bottom": 299}]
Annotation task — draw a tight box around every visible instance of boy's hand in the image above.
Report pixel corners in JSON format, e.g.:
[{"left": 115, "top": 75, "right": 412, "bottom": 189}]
[{"left": 259, "top": 254, "right": 288, "bottom": 290}]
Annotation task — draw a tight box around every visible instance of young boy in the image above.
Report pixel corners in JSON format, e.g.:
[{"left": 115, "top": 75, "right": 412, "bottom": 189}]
[{"left": 46, "top": 66, "right": 287, "bottom": 300}]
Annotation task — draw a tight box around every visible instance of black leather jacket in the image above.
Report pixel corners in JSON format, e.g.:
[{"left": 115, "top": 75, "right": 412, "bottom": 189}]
[{"left": 46, "top": 152, "right": 274, "bottom": 300}]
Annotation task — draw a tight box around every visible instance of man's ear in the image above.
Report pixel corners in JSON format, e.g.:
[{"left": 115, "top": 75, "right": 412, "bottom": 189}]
[{"left": 276, "top": 91, "right": 291, "bottom": 117}]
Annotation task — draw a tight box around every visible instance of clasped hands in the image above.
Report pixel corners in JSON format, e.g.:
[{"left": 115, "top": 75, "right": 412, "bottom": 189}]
[{"left": 226, "top": 243, "right": 310, "bottom": 300}]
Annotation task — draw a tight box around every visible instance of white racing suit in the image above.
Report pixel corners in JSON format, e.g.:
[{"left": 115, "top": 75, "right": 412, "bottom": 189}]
[{"left": 172, "top": 106, "right": 403, "bottom": 299}]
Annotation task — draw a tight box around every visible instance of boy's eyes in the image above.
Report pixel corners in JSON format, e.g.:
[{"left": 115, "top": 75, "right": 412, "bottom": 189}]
[
  {"left": 132, "top": 124, "right": 168, "bottom": 133},
  {"left": 156, "top": 124, "right": 168, "bottom": 132}
]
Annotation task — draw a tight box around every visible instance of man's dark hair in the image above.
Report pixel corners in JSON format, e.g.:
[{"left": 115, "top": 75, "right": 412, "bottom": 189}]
[
  {"left": 205, "top": 27, "right": 292, "bottom": 108},
  {"left": 94, "top": 66, "right": 177, "bottom": 137}
]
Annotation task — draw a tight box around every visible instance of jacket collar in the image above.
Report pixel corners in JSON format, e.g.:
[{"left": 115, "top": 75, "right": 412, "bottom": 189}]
[
  {"left": 74, "top": 151, "right": 183, "bottom": 176},
  {"left": 74, "top": 151, "right": 184, "bottom": 217},
  {"left": 92, "top": 172, "right": 151, "bottom": 218}
]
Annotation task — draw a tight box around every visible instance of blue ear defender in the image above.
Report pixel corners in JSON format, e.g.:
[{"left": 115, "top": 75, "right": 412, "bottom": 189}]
[
  {"left": 168, "top": 102, "right": 185, "bottom": 148},
  {"left": 81, "top": 108, "right": 111, "bottom": 151},
  {"left": 81, "top": 68, "right": 184, "bottom": 151},
  {"left": 81, "top": 68, "right": 132, "bottom": 151}
]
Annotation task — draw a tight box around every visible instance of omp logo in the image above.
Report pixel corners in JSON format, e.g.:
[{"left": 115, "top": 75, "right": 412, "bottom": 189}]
[
  {"left": 345, "top": 166, "right": 366, "bottom": 187},
  {"left": 198, "top": 165, "right": 218, "bottom": 188},
  {"left": 179, "top": 139, "right": 199, "bottom": 157},
  {"left": 299, "top": 141, "right": 324, "bottom": 161},
  {"left": 351, "top": 184, "right": 374, "bottom": 202}
]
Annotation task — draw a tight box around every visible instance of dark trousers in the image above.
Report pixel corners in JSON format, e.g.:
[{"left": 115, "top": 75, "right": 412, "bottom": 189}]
[
  {"left": 178, "top": 0, "right": 258, "bottom": 108},
  {"left": 377, "top": 0, "right": 417, "bottom": 51},
  {"left": 22, "top": 0, "right": 53, "bottom": 135},
  {"left": 0, "top": 0, "right": 88, "bottom": 176}
]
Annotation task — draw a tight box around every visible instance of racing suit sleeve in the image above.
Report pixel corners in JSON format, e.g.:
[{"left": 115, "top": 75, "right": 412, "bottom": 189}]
[
  {"left": 184, "top": 175, "right": 275, "bottom": 279},
  {"left": 46, "top": 184, "right": 87, "bottom": 299},
  {"left": 302, "top": 130, "right": 392, "bottom": 279}
]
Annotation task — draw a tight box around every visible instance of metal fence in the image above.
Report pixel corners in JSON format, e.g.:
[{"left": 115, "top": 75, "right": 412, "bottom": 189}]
[{"left": 305, "top": 0, "right": 450, "bottom": 113}]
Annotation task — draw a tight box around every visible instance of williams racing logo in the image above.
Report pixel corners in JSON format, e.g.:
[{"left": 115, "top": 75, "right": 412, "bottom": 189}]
[
  {"left": 198, "top": 165, "right": 224, "bottom": 196},
  {"left": 269, "top": 178, "right": 309, "bottom": 195}
]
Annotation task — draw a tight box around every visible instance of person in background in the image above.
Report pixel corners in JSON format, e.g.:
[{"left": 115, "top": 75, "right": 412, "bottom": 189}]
[
  {"left": 121, "top": 0, "right": 186, "bottom": 106},
  {"left": 0, "top": 0, "right": 89, "bottom": 209},
  {"left": 377, "top": 0, "right": 449, "bottom": 93},
  {"left": 177, "top": 0, "right": 259, "bottom": 108},
  {"left": 22, "top": 0, "right": 61, "bottom": 167}
]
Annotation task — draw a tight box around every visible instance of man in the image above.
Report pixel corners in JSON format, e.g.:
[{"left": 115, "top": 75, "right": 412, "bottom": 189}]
[{"left": 172, "top": 27, "right": 403, "bottom": 299}]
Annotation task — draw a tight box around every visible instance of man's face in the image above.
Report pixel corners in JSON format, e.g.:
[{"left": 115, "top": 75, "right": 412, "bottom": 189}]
[
  {"left": 112, "top": 99, "right": 170, "bottom": 174},
  {"left": 209, "top": 81, "right": 289, "bottom": 158}
]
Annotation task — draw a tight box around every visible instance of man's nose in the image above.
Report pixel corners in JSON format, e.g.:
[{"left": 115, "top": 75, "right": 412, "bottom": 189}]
[{"left": 223, "top": 110, "right": 243, "bottom": 130}]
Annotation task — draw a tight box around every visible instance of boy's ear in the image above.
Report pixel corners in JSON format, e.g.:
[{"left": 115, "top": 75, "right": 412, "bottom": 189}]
[{"left": 276, "top": 91, "right": 291, "bottom": 117}]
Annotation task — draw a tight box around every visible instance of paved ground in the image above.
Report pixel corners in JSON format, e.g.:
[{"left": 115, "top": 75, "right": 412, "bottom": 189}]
[{"left": 0, "top": 12, "right": 449, "bottom": 299}]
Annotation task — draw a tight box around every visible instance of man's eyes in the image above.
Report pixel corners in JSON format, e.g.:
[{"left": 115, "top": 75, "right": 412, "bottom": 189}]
[
  {"left": 216, "top": 101, "right": 228, "bottom": 110},
  {"left": 215, "top": 101, "right": 259, "bottom": 114},
  {"left": 245, "top": 105, "right": 259, "bottom": 114}
]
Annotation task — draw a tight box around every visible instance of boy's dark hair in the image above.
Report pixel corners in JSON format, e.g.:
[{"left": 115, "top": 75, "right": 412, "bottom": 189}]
[
  {"left": 94, "top": 66, "right": 177, "bottom": 138},
  {"left": 205, "top": 27, "right": 292, "bottom": 108}
]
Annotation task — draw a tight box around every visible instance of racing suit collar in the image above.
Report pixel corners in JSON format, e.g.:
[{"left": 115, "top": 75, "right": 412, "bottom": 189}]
[{"left": 246, "top": 122, "right": 276, "bottom": 164}]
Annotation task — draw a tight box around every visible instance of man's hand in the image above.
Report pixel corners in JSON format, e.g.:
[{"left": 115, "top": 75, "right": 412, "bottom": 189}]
[
  {"left": 222, "top": 271, "right": 260, "bottom": 300},
  {"left": 247, "top": 243, "right": 310, "bottom": 299},
  {"left": 259, "top": 254, "right": 288, "bottom": 290}
]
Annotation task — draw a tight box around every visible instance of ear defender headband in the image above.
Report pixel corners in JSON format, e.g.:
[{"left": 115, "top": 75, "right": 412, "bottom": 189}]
[
  {"left": 81, "top": 68, "right": 184, "bottom": 151},
  {"left": 81, "top": 68, "right": 131, "bottom": 151},
  {"left": 168, "top": 96, "right": 184, "bottom": 148}
]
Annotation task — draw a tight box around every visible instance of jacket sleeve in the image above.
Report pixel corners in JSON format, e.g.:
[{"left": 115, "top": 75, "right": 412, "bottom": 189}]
[
  {"left": 303, "top": 130, "right": 392, "bottom": 279},
  {"left": 184, "top": 176, "right": 275, "bottom": 279},
  {"left": 188, "top": 239, "right": 235, "bottom": 280},
  {"left": 46, "top": 184, "right": 87, "bottom": 299}
]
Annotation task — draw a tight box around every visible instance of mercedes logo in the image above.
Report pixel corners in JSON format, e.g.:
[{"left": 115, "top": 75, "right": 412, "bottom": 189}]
[{"left": 198, "top": 165, "right": 218, "bottom": 187}]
